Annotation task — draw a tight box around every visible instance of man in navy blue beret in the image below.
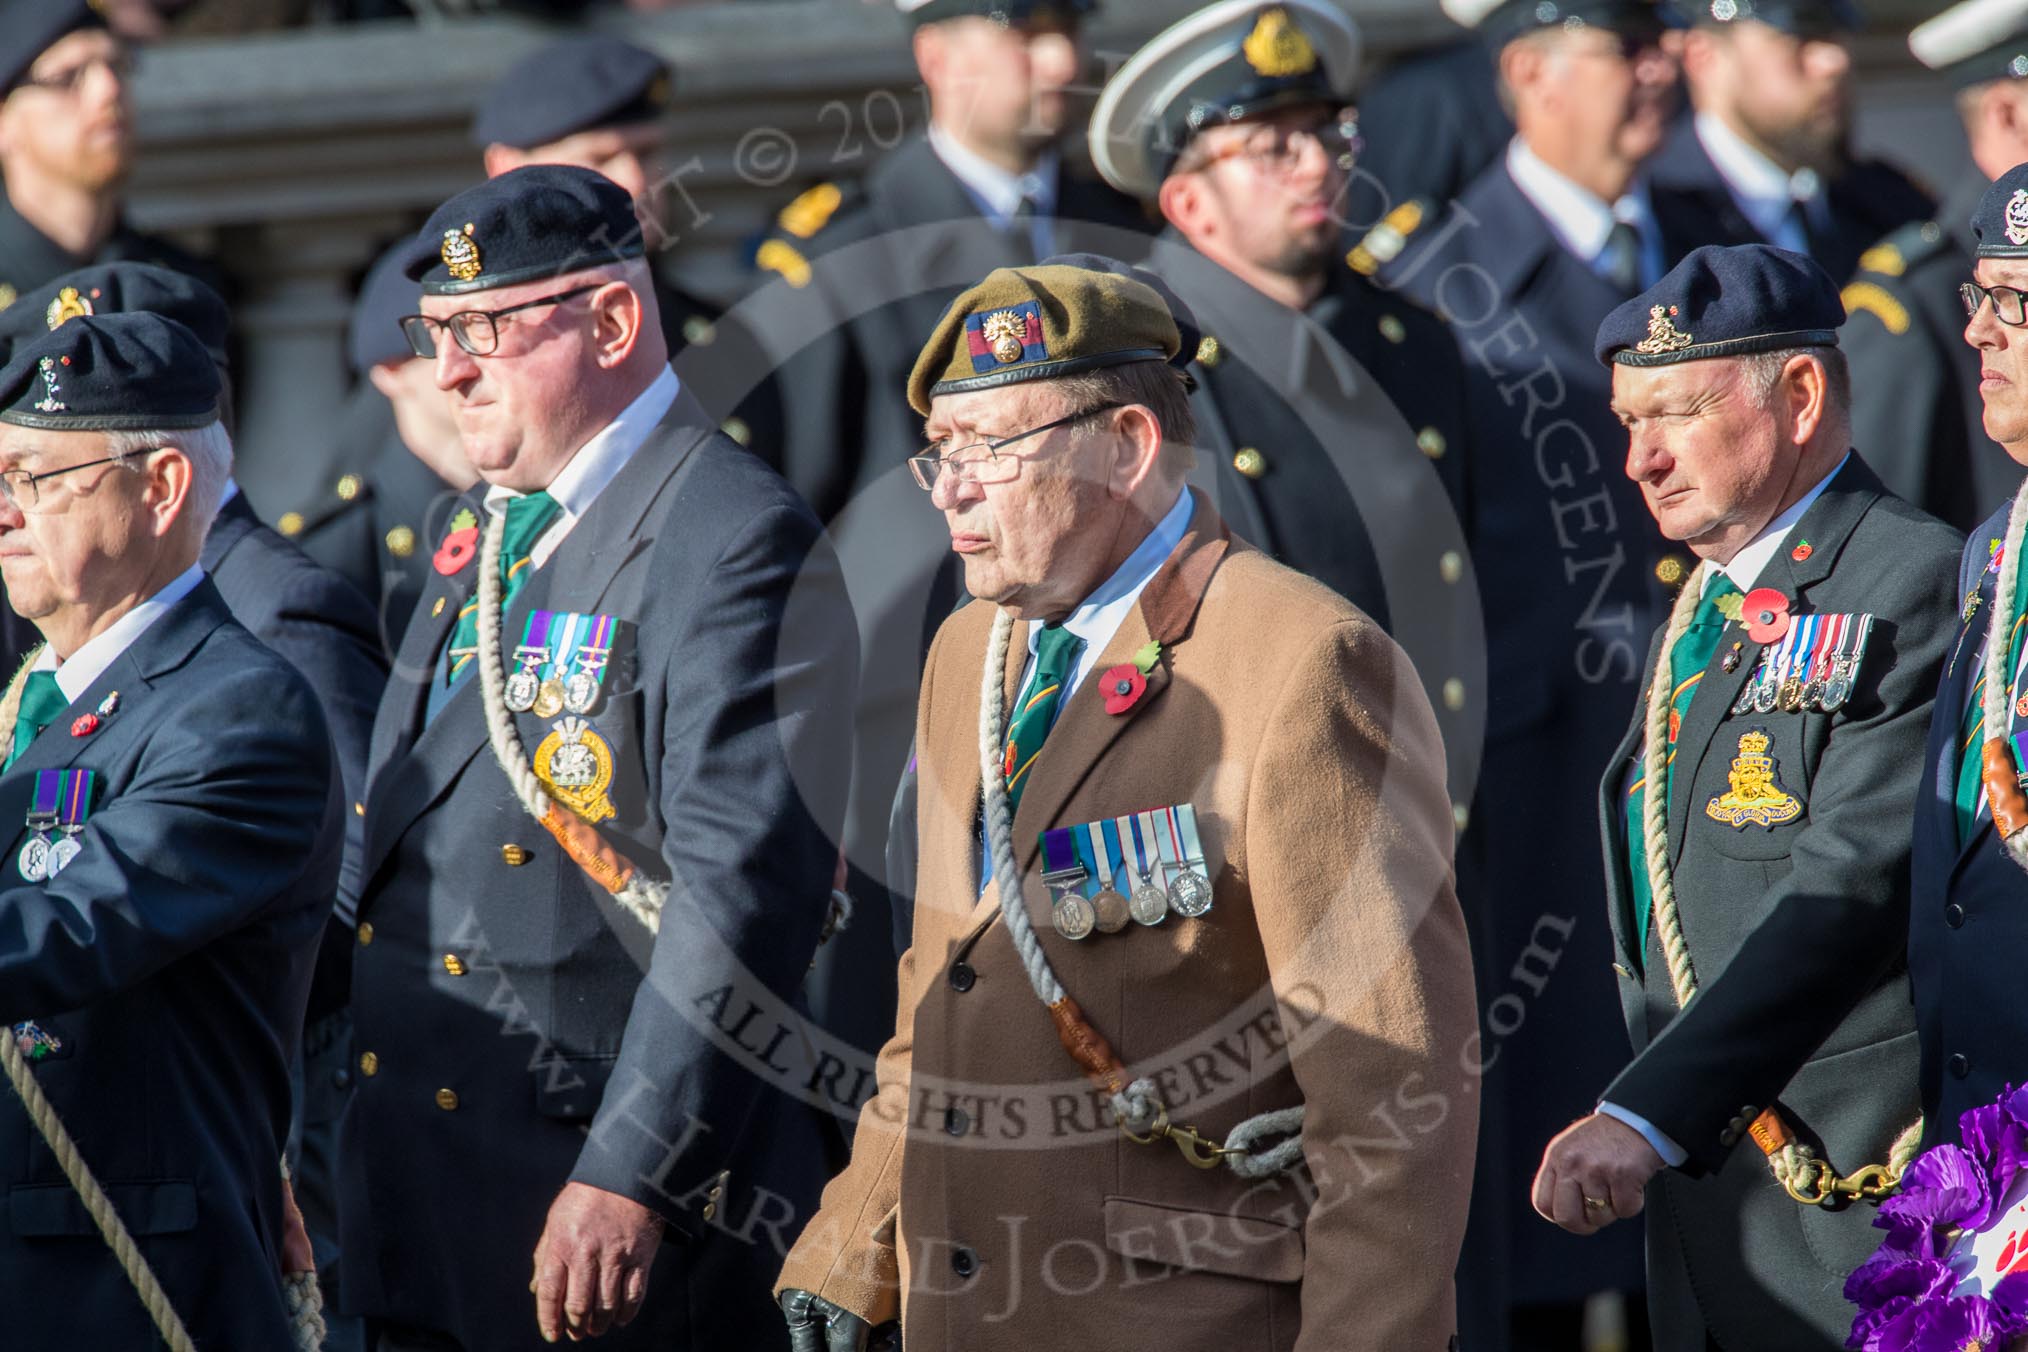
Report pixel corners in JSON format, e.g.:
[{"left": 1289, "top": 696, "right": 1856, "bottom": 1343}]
[
  {"left": 0, "top": 0, "right": 218, "bottom": 323},
  {"left": 336, "top": 163, "right": 857, "bottom": 1352},
  {"left": 0, "top": 310, "right": 339, "bottom": 1348},
  {"left": 1530, "top": 243, "right": 1960, "bottom": 1350},
  {"left": 1908, "top": 162, "right": 2028, "bottom": 1174}
]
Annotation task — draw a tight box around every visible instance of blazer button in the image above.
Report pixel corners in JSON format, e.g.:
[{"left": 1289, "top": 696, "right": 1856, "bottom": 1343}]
[
  {"left": 501, "top": 843, "right": 529, "bottom": 866},
  {"left": 435, "top": 1088, "right": 460, "bottom": 1111},
  {"left": 442, "top": 954, "right": 467, "bottom": 977},
  {"left": 359, "top": 1051, "right": 379, "bottom": 1077},
  {"left": 950, "top": 1247, "right": 978, "bottom": 1279},
  {"left": 1947, "top": 903, "right": 1967, "bottom": 929},
  {"left": 1950, "top": 1053, "right": 1972, "bottom": 1080},
  {"left": 333, "top": 1068, "right": 352, "bottom": 1090},
  {"left": 356, "top": 922, "right": 374, "bottom": 946},
  {"left": 948, "top": 962, "right": 976, "bottom": 992},
  {"left": 945, "top": 1107, "right": 970, "bottom": 1137},
  {"left": 702, "top": 1202, "right": 716, "bottom": 1221},
  {"left": 1719, "top": 1128, "right": 1739, "bottom": 1148}
]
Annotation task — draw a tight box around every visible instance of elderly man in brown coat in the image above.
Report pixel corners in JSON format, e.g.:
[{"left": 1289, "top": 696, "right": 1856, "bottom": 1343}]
[{"left": 775, "top": 260, "right": 1479, "bottom": 1351}]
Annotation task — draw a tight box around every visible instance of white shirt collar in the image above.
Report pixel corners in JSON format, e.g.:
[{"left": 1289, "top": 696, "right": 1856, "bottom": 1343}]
[
  {"left": 483, "top": 365, "right": 679, "bottom": 568},
  {"left": 1022, "top": 487, "right": 1194, "bottom": 701},
  {"left": 37, "top": 562, "right": 207, "bottom": 703},
  {"left": 1695, "top": 111, "right": 1822, "bottom": 242},
  {"left": 1701, "top": 451, "right": 1849, "bottom": 596},
  {"left": 1506, "top": 136, "right": 1653, "bottom": 267},
  {"left": 927, "top": 124, "right": 1059, "bottom": 227}
]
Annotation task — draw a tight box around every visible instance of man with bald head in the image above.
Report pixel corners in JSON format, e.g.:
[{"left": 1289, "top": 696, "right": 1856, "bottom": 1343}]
[{"left": 335, "top": 166, "right": 857, "bottom": 1352}]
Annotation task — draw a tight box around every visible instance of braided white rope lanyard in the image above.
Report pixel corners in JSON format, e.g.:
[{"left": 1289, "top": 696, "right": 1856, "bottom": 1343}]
[
  {"left": 473, "top": 508, "right": 668, "bottom": 931},
  {"left": 0, "top": 649, "right": 324, "bottom": 1349},
  {"left": 977, "top": 609, "right": 1303, "bottom": 1179},
  {"left": 1980, "top": 474, "right": 2028, "bottom": 873},
  {"left": 1641, "top": 566, "right": 1920, "bottom": 1200}
]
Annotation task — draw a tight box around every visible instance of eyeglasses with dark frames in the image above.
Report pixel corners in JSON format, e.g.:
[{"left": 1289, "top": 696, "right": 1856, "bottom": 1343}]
[
  {"left": 907, "top": 403, "right": 1124, "bottom": 491},
  {"left": 0, "top": 454, "right": 131, "bottom": 511},
  {"left": 1963, "top": 281, "right": 2028, "bottom": 328},
  {"left": 399, "top": 284, "right": 602, "bottom": 359}
]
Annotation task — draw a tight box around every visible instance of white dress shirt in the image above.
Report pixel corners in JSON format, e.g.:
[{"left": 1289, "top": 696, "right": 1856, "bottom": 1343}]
[
  {"left": 35, "top": 562, "right": 206, "bottom": 703},
  {"left": 482, "top": 365, "right": 679, "bottom": 567},
  {"left": 1604, "top": 452, "right": 1849, "bottom": 1166},
  {"left": 928, "top": 124, "right": 1060, "bottom": 260},
  {"left": 1506, "top": 137, "right": 1666, "bottom": 289},
  {"left": 1695, "top": 112, "right": 1823, "bottom": 258}
]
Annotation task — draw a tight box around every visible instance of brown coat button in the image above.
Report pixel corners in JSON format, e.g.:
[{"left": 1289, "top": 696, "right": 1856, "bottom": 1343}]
[{"left": 435, "top": 1088, "right": 459, "bottom": 1111}]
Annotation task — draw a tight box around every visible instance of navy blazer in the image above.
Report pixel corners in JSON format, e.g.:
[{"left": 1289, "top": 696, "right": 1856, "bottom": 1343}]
[
  {"left": 0, "top": 580, "right": 336, "bottom": 1350},
  {"left": 1911, "top": 498, "right": 2028, "bottom": 1144},
  {"left": 337, "top": 387, "right": 857, "bottom": 1351}
]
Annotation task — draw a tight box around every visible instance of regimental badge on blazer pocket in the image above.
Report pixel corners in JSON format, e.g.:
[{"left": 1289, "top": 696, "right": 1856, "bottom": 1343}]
[
  {"left": 1700, "top": 723, "right": 1808, "bottom": 861},
  {"left": 1038, "top": 804, "right": 1212, "bottom": 941},
  {"left": 508, "top": 610, "right": 628, "bottom": 826},
  {"left": 16, "top": 768, "right": 96, "bottom": 882},
  {"left": 9, "top": 1018, "right": 70, "bottom": 1062}
]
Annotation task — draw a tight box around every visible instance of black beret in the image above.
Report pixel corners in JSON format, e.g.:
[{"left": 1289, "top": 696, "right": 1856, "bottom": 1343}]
[
  {"left": 0, "top": 312, "right": 220, "bottom": 432},
  {"left": 0, "top": 263, "right": 231, "bottom": 371},
  {"left": 1595, "top": 243, "right": 1841, "bottom": 367},
  {"left": 349, "top": 237, "right": 430, "bottom": 374},
  {"left": 405, "top": 164, "right": 645, "bottom": 297},
  {"left": 470, "top": 36, "right": 671, "bottom": 151},
  {"left": 898, "top": 0, "right": 1095, "bottom": 27},
  {"left": 0, "top": 0, "right": 104, "bottom": 97},
  {"left": 1683, "top": 0, "right": 1860, "bottom": 38},
  {"left": 1041, "top": 251, "right": 1203, "bottom": 389},
  {"left": 1973, "top": 162, "right": 2028, "bottom": 259},
  {"left": 1477, "top": 0, "right": 1680, "bottom": 48},
  {"left": 1914, "top": 0, "right": 2028, "bottom": 92},
  {"left": 1090, "top": 1, "right": 1360, "bottom": 199}
]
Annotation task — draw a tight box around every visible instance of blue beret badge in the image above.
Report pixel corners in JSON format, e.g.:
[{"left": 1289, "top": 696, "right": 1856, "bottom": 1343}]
[
  {"left": 441, "top": 223, "right": 484, "bottom": 284},
  {"left": 2009, "top": 190, "right": 2028, "bottom": 248},
  {"left": 44, "top": 286, "right": 91, "bottom": 331},
  {"left": 1637, "top": 305, "right": 1694, "bottom": 356}
]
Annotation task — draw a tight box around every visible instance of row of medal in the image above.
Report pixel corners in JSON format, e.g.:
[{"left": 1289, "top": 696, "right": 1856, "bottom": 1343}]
[
  {"left": 1039, "top": 804, "right": 1213, "bottom": 942},
  {"left": 19, "top": 769, "right": 94, "bottom": 882},
  {"left": 506, "top": 610, "right": 618, "bottom": 719},
  {"left": 1731, "top": 612, "right": 1874, "bottom": 716}
]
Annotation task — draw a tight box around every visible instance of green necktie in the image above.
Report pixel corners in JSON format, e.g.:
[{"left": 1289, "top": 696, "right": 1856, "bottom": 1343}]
[
  {"left": 1627, "top": 573, "right": 1742, "bottom": 958},
  {"left": 1003, "top": 623, "right": 1083, "bottom": 812},
  {"left": 444, "top": 491, "right": 562, "bottom": 690},
  {"left": 4, "top": 671, "right": 68, "bottom": 772},
  {"left": 1958, "top": 556, "right": 2026, "bottom": 846}
]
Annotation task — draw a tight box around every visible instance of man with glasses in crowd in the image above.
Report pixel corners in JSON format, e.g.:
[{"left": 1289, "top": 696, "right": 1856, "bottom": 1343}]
[
  {"left": 1086, "top": 0, "right": 1469, "bottom": 633},
  {"left": 334, "top": 165, "right": 856, "bottom": 1352},
  {"left": 1911, "top": 163, "right": 2028, "bottom": 1158},
  {"left": 0, "top": 0, "right": 218, "bottom": 321}
]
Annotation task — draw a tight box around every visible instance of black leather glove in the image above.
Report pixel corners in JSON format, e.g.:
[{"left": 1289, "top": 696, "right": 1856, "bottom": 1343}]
[{"left": 781, "top": 1288, "right": 895, "bottom": 1352}]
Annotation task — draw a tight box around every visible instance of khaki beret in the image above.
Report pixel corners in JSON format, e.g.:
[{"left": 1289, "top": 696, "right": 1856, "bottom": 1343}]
[{"left": 907, "top": 264, "right": 1182, "bottom": 416}]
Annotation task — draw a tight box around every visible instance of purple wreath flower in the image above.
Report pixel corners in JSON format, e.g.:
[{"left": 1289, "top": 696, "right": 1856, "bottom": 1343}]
[
  {"left": 1911, "top": 1295, "right": 2005, "bottom": 1351},
  {"left": 1878, "top": 1146, "right": 1995, "bottom": 1254},
  {"left": 1848, "top": 1251, "right": 1959, "bottom": 1311},
  {"left": 1963, "top": 1096, "right": 2028, "bottom": 1216},
  {"left": 1988, "top": 1271, "right": 2028, "bottom": 1329}
]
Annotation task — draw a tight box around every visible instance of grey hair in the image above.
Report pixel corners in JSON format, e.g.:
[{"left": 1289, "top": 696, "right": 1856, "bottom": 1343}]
[
  {"left": 101, "top": 420, "right": 234, "bottom": 538},
  {"left": 1736, "top": 347, "right": 1851, "bottom": 439},
  {"left": 1048, "top": 360, "right": 1199, "bottom": 472}
]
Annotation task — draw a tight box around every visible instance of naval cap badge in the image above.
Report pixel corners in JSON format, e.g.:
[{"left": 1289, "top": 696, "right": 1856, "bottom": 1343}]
[
  {"left": 1635, "top": 304, "right": 1695, "bottom": 356},
  {"left": 1242, "top": 7, "right": 1318, "bottom": 79},
  {"left": 44, "top": 286, "right": 91, "bottom": 331},
  {"left": 441, "top": 222, "right": 484, "bottom": 283}
]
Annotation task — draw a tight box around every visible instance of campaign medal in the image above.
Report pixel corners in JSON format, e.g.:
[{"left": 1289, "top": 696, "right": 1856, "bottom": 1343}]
[
  {"left": 532, "top": 716, "right": 617, "bottom": 824},
  {"left": 44, "top": 770, "right": 92, "bottom": 877},
  {"left": 1126, "top": 811, "right": 1169, "bottom": 927},
  {"left": 533, "top": 679, "right": 566, "bottom": 719},
  {"left": 505, "top": 610, "right": 554, "bottom": 714},
  {"left": 1800, "top": 614, "right": 1835, "bottom": 711},
  {"left": 562, "top": 613, "right": 616, "bottom": 716},
  {"left": 1039, "top": 828, "right": 1094, "bottom": 941},
  {"left": 1084, "top": 821, "right": 1130, "bottom": 934},
  {"left": 1160, "top": 804, "right": 1214, "bottom": 918},
  {"left": 1751, "top": 663, "right": 1780, "bottom": 715},
  {"left": 17, "top": 772, "right": 60, "bottom": 880},
  {"left": 1821, "top": 614, "right": 1872, "bottom": 713}
]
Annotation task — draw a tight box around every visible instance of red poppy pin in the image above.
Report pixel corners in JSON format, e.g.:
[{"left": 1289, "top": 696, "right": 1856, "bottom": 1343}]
[
  {"left": 69, "top": 714, "right": 97, "bottom": 738},
  {"left": 433, "top": 508, "right": 479, "bottom": 576},
  {"left": 1790, "top": 540, "right": 1812, "bottom": 563},
  {"left": 1742, "top": 587, "right": 1791, "bottom": 645},
  {"left": 1102, "top": 640, "right": 1164, "bottom": 716}
]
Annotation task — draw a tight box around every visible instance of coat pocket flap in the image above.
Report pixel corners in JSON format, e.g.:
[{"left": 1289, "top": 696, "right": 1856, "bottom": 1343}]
[
  {"left": 1102, "top": 1195, "right": 1304, "bottom": 1283},
  {"left": 10, "top": 1179, "right": 197, "bottom": 1237}
]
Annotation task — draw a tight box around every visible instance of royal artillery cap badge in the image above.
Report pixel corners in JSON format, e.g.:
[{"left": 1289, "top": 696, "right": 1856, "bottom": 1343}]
[{"left": 1636, "top": 305, "right": 1695, "bottom": 355}]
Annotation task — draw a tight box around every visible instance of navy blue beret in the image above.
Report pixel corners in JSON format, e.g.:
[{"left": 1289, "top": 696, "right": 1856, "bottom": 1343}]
[
  {"left": 1683, "top": 0, "right": 1860, "bottom": 38},
  {"left": 405, "top": 165, "right": 645, "bottom": 297},
  {"left": 1040, "top": 251, "right": 1203, "bottom": 387},
  {"left": 900, "top": 0, "right": 1095, "bottom": 27},
  {"left": 0, "top": 313, "right": 220, "bottom": 432},
  {"left": 0, "top": 0, "right": 104, "bottom": 97},
  {"left": 0, "top": 263, "right": 231, "bottom": 371},
  {"left": 1595, "top": 243, "right": 1842, "bottom": 367},
  {"left": 349, "top": 237, "right": 431, "bottom": 374},
  {"left": 1973, "top": 162, "right": 2028, "bottom": 259},
  {"left": 1477, "top": 0, "right": 1680, "bottom": 48},
  {"left": 471, "top": 36, "right": 671, "bottom": 151}
]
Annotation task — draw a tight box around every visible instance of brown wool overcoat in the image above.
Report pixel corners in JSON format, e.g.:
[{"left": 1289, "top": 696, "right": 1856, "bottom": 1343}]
[{"left": 778, "top": 501, "right": 1479, "bottom": 1350}]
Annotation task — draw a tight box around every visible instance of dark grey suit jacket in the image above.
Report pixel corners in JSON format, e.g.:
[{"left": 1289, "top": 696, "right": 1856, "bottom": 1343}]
[
  {"left": 1596, "top": 455, "right": 1960, "bottom": 1350},
  {"left": 336, "top": 386, "right": 857, "bottom": 1351},
  {"left": 0, "top": 579, "right": 336, "bottom": 1350}
]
